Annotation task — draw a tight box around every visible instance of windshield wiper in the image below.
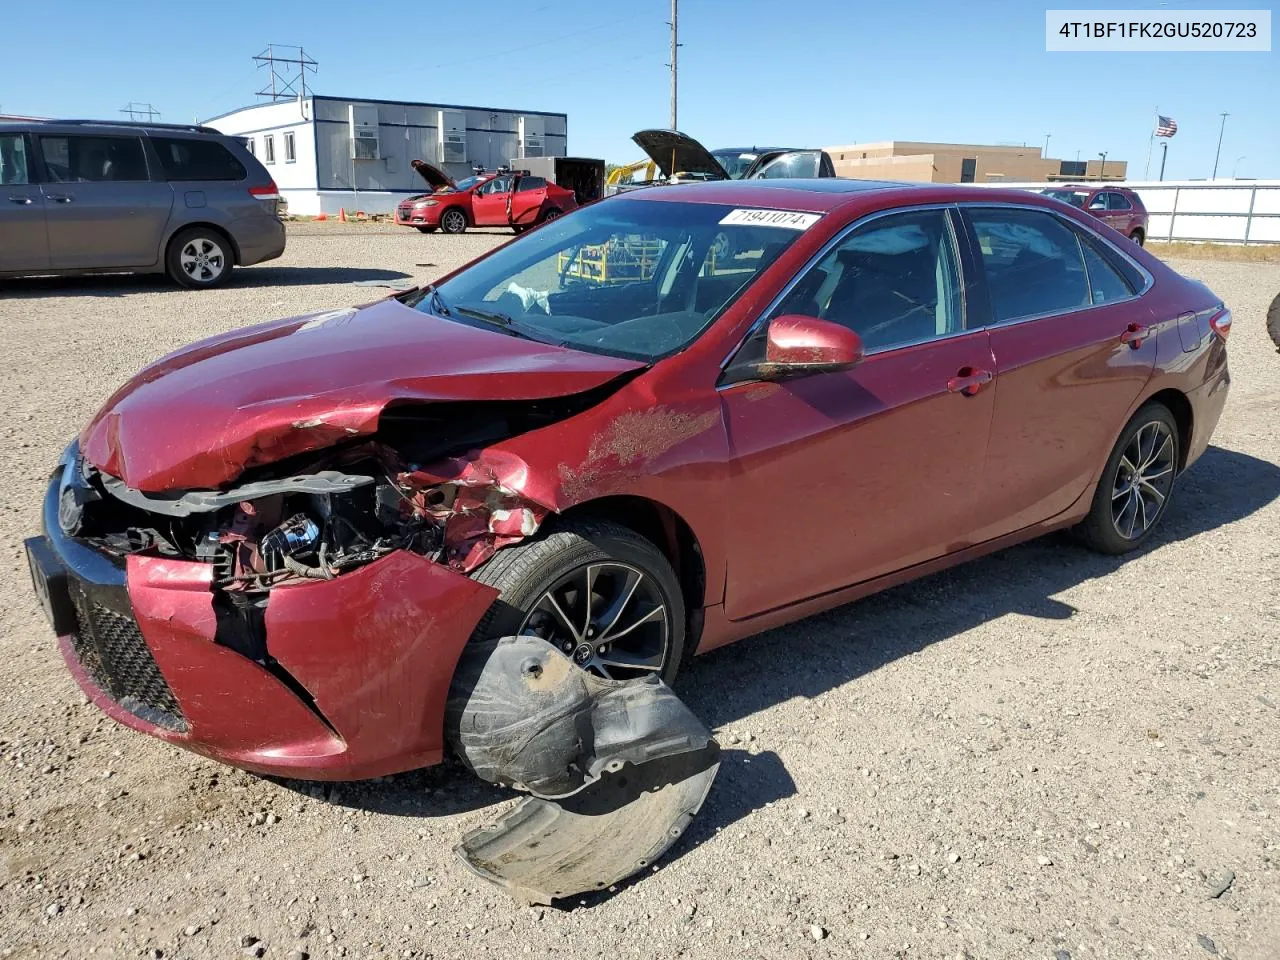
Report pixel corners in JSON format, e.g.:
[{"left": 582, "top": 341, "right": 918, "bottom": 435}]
[{"left": 454, "top": 305, "right": 516, "bottom": 329}]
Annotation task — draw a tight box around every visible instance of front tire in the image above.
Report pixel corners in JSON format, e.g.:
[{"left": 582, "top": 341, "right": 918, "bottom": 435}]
[
  {"left": 440, "top": 208, "right": 468, "bottom": 234},
  {"left": 1076, "top": 402, "right": 1179, "bottom": 554},
  {"left": 166, "top": 227, "right": 233, "bottom": 289},
  {"left": 468, "top": 519, "right": 685, "bottom": 685}
]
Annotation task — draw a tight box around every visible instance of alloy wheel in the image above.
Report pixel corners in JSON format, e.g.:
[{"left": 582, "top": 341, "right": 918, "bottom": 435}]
[
  {"left": 442, "top": 209, "right": 466, "bottom": 233},
  {"left": 1111, "top": 420, "right": 1175, "bottom": 540},
  {"left": 519, "top": 561, "right": 669, "bottom": 681},
  {"left": 179, "top": 238, "right": 226, "bottom": 284}
]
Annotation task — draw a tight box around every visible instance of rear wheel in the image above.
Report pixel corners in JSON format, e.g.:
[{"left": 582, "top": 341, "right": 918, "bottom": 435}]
[
  {"left": 1076, "top": 402, "right": 1179, "bottom": 554},
  {"left": 1129, "top": 228, "right": 1145, "bottom": 246},
  {"left": 440, "top": 208, "right": 468, "bottom": 234},
  {"left": 539, "top": 206, "right": 562, "bottom": 224},
  {"left": 416, "top": 225, "right": 437, "bottom": 234},
  {"left": 166, "top": 227, "right": 233, "bottom": 289},
  {"left": 468, "top": 519, "right": 685, "bottom": 685}
]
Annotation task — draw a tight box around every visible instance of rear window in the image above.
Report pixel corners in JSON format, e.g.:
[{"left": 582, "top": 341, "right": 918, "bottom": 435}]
[{"left": 151, "top": 137, "right": 247, "bottom": 181}]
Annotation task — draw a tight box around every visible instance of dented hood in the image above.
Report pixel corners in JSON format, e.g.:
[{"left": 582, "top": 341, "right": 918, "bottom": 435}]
[{"left": 80, "top": 298, "right": 644, "bottom": 492}]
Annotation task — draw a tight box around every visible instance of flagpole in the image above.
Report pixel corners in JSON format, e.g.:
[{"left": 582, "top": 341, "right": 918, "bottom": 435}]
[{"left": 1144, "top": 105, "right": 1158, "bottom": 179}]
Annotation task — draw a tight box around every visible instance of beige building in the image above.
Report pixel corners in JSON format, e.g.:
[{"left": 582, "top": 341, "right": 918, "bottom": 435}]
[{"left": 824, "top": 141, "right": 1128, "bottom": 184}]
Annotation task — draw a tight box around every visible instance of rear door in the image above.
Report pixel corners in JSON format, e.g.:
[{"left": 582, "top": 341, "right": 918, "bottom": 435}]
[
  {"left": 1106, "top": 190, "right": 1138, "bottom": 235},
  {"left": 37, "top": 133, "right": 174, "bottom": 268},
  {"left": 959, "top": 206, "right": 1157, "bottom": 542},
  {"left": 471, "top": 175, "right": 513, "bottom": 226},
  {"left": 0, "top": 131, "right": 50, "bottom": 271},
  {"left": 508, "top": 175, "right": 548, "bottom": 227}
]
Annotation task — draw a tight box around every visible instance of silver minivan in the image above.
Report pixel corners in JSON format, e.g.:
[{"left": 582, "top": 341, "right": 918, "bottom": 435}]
[{"left": 0, "top": 119, "right": 285, "bottom": 289}]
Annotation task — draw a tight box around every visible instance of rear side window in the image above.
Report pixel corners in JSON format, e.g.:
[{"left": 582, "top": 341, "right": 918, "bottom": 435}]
[
  {"left": 151, "top": 137, "right": 247, "bottom": 181},
  {"left": 39, "top": 135, "right": 149, "bottom": 183},
  {"left": 516, "top": 176, "right": 546, "bottom": 192},
  {"left": 967, "top": 208, "right": 1089, "bottom": 322},
  {"left": 0, "top": 134, "right": 30, "bottom": 185},
  {"left": 1077, "top": 235, "right": 1135, "bottom": 303}
]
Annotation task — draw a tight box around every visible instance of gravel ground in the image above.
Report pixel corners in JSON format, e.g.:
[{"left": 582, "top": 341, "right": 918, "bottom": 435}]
[{"left": 1, "top": 226, "right": 1277, "bottom": 960}]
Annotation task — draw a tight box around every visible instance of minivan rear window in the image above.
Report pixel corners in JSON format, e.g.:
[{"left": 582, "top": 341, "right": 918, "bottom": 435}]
[{"left": 151, "top": 137, "right": 247, "bottom": 181}]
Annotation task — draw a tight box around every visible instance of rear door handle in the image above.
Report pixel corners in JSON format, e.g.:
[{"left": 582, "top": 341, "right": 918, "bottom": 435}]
[
  {"left": 947, "top": 367, "right": 993, "bottom": 396},
  {"left": 46, "top": 194, "right": 73, "bottom": 203},
  {"left": 8, "top": 195, "right": 33, "bottom": 205},
  {"left": 1120, "top": 322, "right": 1150, "bottom": 348}
]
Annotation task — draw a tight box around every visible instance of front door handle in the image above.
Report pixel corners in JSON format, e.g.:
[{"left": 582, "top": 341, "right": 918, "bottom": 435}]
[
  {"left": 8, "top": 195, "right": 33, "bottom": 205},
  {"left": 947, "top": 367, "right": 993, "bottom": 397},
  {"left": 1120, "top": 322, "right": 1150, "bottom": 348}
]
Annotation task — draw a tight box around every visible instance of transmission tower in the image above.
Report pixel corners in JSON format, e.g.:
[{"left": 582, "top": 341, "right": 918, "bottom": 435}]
[
  {"left": 120, "top": 102, "right": 161, "bottom": 123},
  {"left": 253, "top": 44, "right": 318, "bottom": 101}
]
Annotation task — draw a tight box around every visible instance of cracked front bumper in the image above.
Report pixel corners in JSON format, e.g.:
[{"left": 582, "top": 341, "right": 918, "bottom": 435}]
[{"left": 29, "top": 465, "right": 498, "bottom": 781}]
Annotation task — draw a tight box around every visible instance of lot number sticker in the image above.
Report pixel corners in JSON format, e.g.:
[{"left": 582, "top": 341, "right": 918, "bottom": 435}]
[{"left": 719, "top": 208, "right": 822, "bottom": 230}]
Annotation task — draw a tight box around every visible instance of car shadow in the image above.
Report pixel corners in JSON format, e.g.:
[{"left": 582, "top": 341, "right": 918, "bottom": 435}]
[
  {"left": 0, "top": 266, "right": 414, "bottom": 297},
  {"left": 680, "top": 444, "right": 1280, "bottom": 731},
  {"left": 271, "top": 443, "right": 1276, "bottom": 902}
]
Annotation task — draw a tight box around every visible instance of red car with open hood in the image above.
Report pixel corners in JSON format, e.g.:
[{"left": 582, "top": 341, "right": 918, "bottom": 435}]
[
  {"left": 27, "top": 179, "right": 1230, "bottom": 786},
  {"left": 395, "top": 160, "right": 577, "bottom": 235}
]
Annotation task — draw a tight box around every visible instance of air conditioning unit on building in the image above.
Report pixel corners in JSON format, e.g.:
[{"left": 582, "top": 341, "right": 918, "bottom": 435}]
[
  {"left": 438, "top": 109, "right": 467, "bottom": 163},
  {"left": 518, "top": 115, "right": 545, "bottom": 159},
  {"left": 349, "top": 104, "right": 380, "bottom": 160}
]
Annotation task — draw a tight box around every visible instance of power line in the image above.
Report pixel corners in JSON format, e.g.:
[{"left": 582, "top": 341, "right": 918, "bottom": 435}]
[{"left": 120, "top": 102, "right": 161, "bottom": 123}]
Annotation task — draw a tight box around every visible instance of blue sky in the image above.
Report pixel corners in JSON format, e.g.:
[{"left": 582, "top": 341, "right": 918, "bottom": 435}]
[{"left": 1, "top": 0, "right": 1275, "bottom": 179}]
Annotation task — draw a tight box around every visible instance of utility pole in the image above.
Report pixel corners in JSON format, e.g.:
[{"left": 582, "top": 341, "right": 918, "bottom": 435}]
[
  {"left": 253, "top": 44, "right": 318, "bottom": 102},
  {"left": 1211, "top": 112, "right": 1229, "bottom": 179},
  {"left": 668, "top": 0, "right": 679, "bottom": 130}
]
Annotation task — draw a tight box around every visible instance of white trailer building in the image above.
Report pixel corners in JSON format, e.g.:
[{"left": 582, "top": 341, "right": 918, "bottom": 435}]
[{"left": 204, "top": 95, "right": 568, "bottom": 216}]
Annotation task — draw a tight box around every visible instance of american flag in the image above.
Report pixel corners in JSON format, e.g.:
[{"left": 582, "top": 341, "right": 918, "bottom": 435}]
[{"left": 1155, "top": 116, "right": 1178, "bottom": 138}]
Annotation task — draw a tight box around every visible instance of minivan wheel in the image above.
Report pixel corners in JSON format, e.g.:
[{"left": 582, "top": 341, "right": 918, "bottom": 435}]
[
  {"left": 467, "top": 518, "right": 686, "bottom": 686},
  {"left": 167, "top": 228, "right": 232, "bottom": 289},
  {"left": 1129, "top": 229, "right": 1145, "bottom": 246},
  {"left": 1076, "top": 402, "right": 1179, "bottom": 554},
  {"left": 440, "top": 208, "right": 468, "bottom": 234}
]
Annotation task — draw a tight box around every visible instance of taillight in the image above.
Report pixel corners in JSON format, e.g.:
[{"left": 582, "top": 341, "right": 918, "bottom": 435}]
[
  {"left": 1209, "top": 309, "right": 1232, "bottom": 341},
  {"left": 250, "top": 182, "right": 281, "bottom": 217}
]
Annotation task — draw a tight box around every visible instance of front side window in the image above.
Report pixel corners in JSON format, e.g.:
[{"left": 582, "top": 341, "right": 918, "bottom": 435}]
[
  {"left": 478, "top": 176, "right": 512, "bottom": 196},
  {"left": 967, "top": 208, "right": 1089, "bottom": 322},
  {"left": 263, "top": 135, "right": 275, "bottom": 164},
  {"left": 752, "top": 152, "right": 826, "bottom": 180},
  {"left": 771, "top": 208, "right": 963, "bottom": 353},
  {"left": 151, "top": 137, "right": 246, "bottom": 181},
  {"left": 284, "top": 131, "right": 296, "bottom": 163},
  {"left": 409, "top": 198, "right": 808, "bottom": 361},
  {"left": 1041, "top": 189, "right": 1089, "bottom": 209},
  {"left": 1106, "top": 191, "right": 1133, "bottom": 211},
  {"left": 0, "top": 134, "right": 29, "bottom": 185},
  {"left": 38, "top": 135, "right": 149, "bottom": 183}
]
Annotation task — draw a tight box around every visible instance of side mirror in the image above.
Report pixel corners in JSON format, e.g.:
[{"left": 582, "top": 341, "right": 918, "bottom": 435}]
[{"left": 762, "top": 314, "right": 863, "bottom": 377}]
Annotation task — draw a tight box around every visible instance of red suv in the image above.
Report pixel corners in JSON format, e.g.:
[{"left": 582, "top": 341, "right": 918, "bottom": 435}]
[
  {"left": 1041, "top": 185, "right": 1149, "bottom": 245},
  {"left": 395, "top": 160, "right": 577, "bottom": 235}
]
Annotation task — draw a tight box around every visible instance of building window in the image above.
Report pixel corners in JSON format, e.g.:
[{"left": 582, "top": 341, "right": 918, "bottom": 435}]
[
  {"left": 959, "top": 158, "right": 977, "bottom": 183},
  {"left": 1059, "top": 160, "right": 1087, "bottom": 177},
  {"left": 263, "top": 135, "right": 276, "bottom": 164},
  {"left": 284, "top": 131, "right": 296, "bottom": 163},
  {"left": 243, "top": 137, "right": 255, "bottom": 157}
]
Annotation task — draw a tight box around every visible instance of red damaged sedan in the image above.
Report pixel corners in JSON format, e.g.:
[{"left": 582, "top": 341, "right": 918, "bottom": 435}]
[
  {"left": 27, "top": 179, "right": 1230, "bottom": 785},
  {"left": 395, "top": 160, "right": 577, "bottom": 234}
]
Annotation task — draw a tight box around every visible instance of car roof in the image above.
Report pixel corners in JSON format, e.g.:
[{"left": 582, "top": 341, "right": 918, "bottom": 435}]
[
  {"left": 1048, "top": 183, "right": 1136, "bottom": 193},
  {"left": 0, "top": 119, "right": 223, "bottom": 137}
]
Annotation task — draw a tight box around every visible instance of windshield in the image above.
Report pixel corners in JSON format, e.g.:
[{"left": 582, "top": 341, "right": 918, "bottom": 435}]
[
  {"left": 1041, "top": 189, "right": 1090, "bottom": 208},
  {"left": 437, "top": 175, "right": 485, "bottom": 194},
  {"left": 411, "top": 198, "right": 813, "bottom": 361},
  {"left": 710, "top": 150, "right": 758, "bottom": 179}
]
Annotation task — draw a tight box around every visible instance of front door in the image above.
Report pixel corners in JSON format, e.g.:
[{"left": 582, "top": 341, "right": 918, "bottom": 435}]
[
  {"left": 0, "top": 132, "right": 49, "bottom": 271},
  {"left": 36, "top": 133, "right": 174, "bottom": 269},
  {"left": 471, "top": 175, "right": 513, "bottom": 227},
  {"left": 719, "top": 207, "right": 997, "bottom": 620},
  {"left": 959, "top": 206, "right": 1158, "bottom": 542}
]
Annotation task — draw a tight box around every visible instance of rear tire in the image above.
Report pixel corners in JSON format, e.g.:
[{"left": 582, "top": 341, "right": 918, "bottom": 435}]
[
  {"left": 1075, "top": 402, "right": 1179, "bottom": 554},
  {"left": 468, "top": 518, "right": 686, "bottom": 686},
  {"left": 440, "top": 208, "right": 468, "bottom": 234},
  {"left": 416, "top": 225, "right": 437, "bottom": 234},
  {"left": 1129, "top": 229, "right": 1145, "bottom": 246},
  {"left": 166, "top": 227, "right": 233, "bottom": 289},
  {"left": 539, "top": 206, "right": 562, "bottom": 224}
]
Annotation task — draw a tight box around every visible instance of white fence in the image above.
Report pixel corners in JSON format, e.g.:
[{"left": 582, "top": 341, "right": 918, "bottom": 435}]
[{"left": 975, "top": 180, "right": 1280, "bottom": 244}]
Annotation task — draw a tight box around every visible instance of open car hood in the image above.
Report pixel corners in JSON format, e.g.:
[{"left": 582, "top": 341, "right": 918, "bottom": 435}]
[
  {"left": 80, "top": 299, "right": 644, "bottom": 492},
  {"left": 631, "top": 129, "right": 729, "bottom": 181},
  {"left": 410, "top": 159, "right": 456, "bottom": 191}
]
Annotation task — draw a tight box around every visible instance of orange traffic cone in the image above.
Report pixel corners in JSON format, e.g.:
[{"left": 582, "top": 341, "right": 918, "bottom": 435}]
[
  {"left": 339, "top": 208, "right": 348, "bottom": 223},
  {"left": 314, "top": 212, "right": 328, "bottom": 221}
]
